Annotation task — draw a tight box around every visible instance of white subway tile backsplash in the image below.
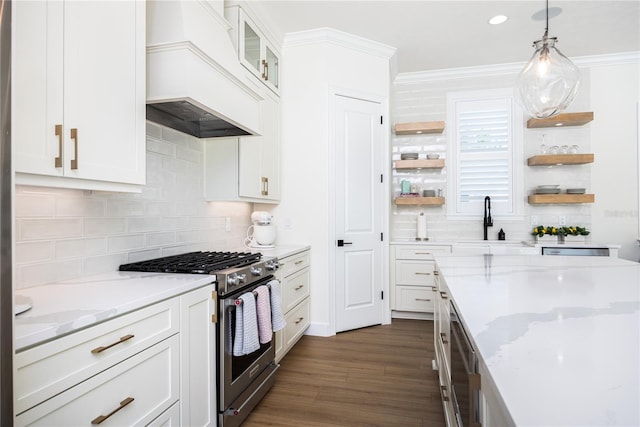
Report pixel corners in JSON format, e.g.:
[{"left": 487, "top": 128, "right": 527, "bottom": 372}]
[{"left": 15, "top": 123, "right": 252, "bottom": 288}]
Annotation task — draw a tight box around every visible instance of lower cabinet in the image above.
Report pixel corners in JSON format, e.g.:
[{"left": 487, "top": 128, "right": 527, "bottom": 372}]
[
  {"left": 390, "top": 244, "right": 451, "bottom": 318},
  {"left": 14, "top": 284, "right": 216, "bottom": 427},
  {"left": 433, "top": 267, "right": 456, "bottom": 427},
  {"left": 275, "top": 249, "right": 311, "bottom": 362}
]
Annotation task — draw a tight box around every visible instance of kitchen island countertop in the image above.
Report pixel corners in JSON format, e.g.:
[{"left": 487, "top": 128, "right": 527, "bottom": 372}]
[
  {"left": 434, "top": 254, "right": 640, "bottom": 426},
  {"left": 14, "top": 245, "right": 309, "bottom": 351}
]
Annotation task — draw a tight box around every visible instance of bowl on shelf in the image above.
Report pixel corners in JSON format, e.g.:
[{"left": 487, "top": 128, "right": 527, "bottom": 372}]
[
  {"left": 400, "top": 153, "right": 419, "bottom": 160},
  {"left": 426, "top": 153, "right": 440, "bottom": 160},
  {"left": 566, "top": 188, "right": 586, "bottom": 194}
]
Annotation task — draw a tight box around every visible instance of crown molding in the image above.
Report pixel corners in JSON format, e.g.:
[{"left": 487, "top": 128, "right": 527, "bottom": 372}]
[
  {"left": 394, "top": 51, "right": 640, "bottom": 85},
  {"left": 283, "top": 28, "right": 397, "bottom": 60}
]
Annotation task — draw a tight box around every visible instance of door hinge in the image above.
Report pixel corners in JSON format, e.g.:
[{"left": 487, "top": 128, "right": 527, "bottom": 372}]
[
  {"left": 381, "top": 291, "right": 384, "bottom": 300},
  {"left": 380, "top": 116, "right": 383, "bottom": 125},
  {"left": 380, "top": 232, "right": 383, "bottom": 241}
]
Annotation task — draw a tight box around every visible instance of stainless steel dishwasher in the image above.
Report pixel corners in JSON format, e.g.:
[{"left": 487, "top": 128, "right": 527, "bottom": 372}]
[{"left": 541, "top": 246, "right": 610, "bottom": 256}]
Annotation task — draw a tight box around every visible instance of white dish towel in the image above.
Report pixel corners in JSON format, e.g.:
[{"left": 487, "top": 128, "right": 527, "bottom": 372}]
[
  {"left": 233, "top": 292, "right": 260, "bottom": 356},
  {"left": 268, "top": 279, "right": 286, "bottom": 332}
]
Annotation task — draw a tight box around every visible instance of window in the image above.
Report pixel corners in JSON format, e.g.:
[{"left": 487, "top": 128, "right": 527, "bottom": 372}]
[{"left": 447, "top": 89, "right": 523, "bottom": 218}]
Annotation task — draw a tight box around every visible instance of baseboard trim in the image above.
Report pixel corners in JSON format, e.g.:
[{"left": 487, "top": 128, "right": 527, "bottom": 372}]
[{"left": 304, "top": 321, "right": 334, "bottom": 337}]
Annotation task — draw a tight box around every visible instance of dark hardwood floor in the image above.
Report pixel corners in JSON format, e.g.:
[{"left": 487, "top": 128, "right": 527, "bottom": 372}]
[{"left": 243, "top": 319, "right": 446, "bottom": 427}]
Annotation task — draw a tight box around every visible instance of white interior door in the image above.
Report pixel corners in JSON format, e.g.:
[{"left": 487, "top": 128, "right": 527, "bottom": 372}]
[{"left": 334, "top": 94, "right": 384, "bottom": 333}]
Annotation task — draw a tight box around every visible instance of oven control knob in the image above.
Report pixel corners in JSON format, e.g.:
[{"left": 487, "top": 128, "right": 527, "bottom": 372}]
[
  {"left": 265, "top": 260, "right": 278, "bottom": 271},
  {"left": 227, "top": 273, "right": 239, "bottom": 286},
  {"left": 250, "top": 266, "right": 263, "bottom": 276},
  {"left": 237, "top": 273, "right": 247, "bottom": 284}
]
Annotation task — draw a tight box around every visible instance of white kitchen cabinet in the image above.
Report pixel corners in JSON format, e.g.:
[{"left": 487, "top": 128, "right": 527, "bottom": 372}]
[
  {"left": 390, "top": 244, "right": 451, "bottom": 318},
  {"left": 16, "top": 335, "right": 180, "bottom": 426},
  {"left": 12, "top": 0, "right": 145, "bottom": 192},
  {"left": 275, "top": 249, "right": 311, "bottom": 362},
  {"left": 204, "top": 87, "right": 281, "bottom": 203},
  {"left": 225, "top": 6, "right": 280, "bottom": 95},
  {"left": 179, "top": 284, "right": 217, "bottom": 427},
  {"left": 433, "top": 266, "right": 456, "bottom": 426}
]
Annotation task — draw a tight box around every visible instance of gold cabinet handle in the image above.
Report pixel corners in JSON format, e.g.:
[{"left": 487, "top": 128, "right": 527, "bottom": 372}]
[
  {"left": 440, "top": 291, "right": 448, "bottom": 299},
  {"left": 415, "top": 298, "right": 431, "bottom": 302},
  {"left": 431, "top": 286, "right": 437, "bottom": 292},
  {"left": 211, "top": 290, "right": 218, "bottom": 324},
  {"left": 261, "top": 177, "right": 268, "bottom": 196},
  {"left": 262, "top": 59, "right": 269, "bottom": 80},
  {"left": 70, "top": 128, "right": 79, "bottom": 170},
  {"left": 91, "top": 334, "right": 135, "bottom": 354},
  {"left": 91, "top": 397, "right": 134, "bottom": 424},
  {"left": 440, "top": 385, "right": 450, "bottom": 402},
  {"left": 294, "top": 260, "right": 304, "bottom": 265},
  {"left": 440, "top": 332, "right": 448, "bottom": 345},
  {"left": 54, "top": 124, "right": 63, "bottom": 168},
  {"left": 295, "top": 317, "right": 304, "bottom": 324},
  {"left": 434, "top": 270, "right": 439, "bottom": 276},
  {"left": 414, "top": 272, "right": 432, "bottom": 276},
  {"left": 294, "top": 285, "right": 304, "bottom": 290},
  {"left": 415, "top": 252, "right": 431, "bottom": 255}
]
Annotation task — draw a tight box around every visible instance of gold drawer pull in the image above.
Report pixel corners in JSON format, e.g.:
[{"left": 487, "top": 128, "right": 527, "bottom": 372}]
[
  {"left": 54, "top": 124, "right": 63, "bottom": 168},
  {"left": 440, "top": 332, "right": 448, "bottom": 345},
  {"left": 414, "top": 272, "right": 431, "bottom": 275},
  {"left": 294, "top": 285, "right": 304, "bottom": 290},
  {"left": 91, "top": 334, "right": 135, "bottom": 354},
  {"left": 415, "top": 298, "right": 431, "bottom": 302},
  {"left": 70, "top": 128, "right": 78, "bottom": 170},
  {"left": 440, "top": 385, "right": 450, "bottom": 402},
  {"left": 295, "top": 317, "right": 305, "bottom": 324},
  {"left": 431, "top": 286, "right": 437, "bottom": 292},
  {"left": 294, "top": 260, "right": 304, "bottom": 265},
  {"left": 91, "top": 397, "right": 134, "bottom": 424},
  {"left": 434, "top": 270, "right": 439, "bottom": 276},
  {"left": 439, "top": 291, "right": 448, "bottom": 299}
]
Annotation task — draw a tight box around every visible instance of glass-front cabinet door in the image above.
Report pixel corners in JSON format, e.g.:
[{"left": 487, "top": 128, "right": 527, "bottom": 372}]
[{"left": 237, "top": 9, "right": 280, "bottom": 95}]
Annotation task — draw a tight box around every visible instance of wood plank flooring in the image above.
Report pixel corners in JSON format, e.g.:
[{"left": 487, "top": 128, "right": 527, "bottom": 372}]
[{"left": 243, "top": 319, "right": 446, "bottom": 427}]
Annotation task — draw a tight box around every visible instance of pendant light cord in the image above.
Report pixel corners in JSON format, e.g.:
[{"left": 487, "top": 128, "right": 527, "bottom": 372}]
[{"left": 544, "top": 0, "right": 549, "bottom": 38}]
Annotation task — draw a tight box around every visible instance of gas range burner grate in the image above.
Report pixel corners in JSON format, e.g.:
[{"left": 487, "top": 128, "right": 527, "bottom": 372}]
[{"left": 118, "top": 251, "right": 262, "bottom": 274}]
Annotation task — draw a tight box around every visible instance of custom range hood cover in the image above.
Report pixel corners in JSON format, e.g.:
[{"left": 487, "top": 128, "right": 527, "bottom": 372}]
[{"left": 146, "top": 0, "right": 262, "bottom": 138}]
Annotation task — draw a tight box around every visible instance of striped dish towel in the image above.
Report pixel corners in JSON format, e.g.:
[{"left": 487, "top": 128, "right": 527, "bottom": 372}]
[
  {"left": 233, "top": 292, "right": 260, "bottom": 356},
  {"left": 268, "top": 279, "right": 286, "bottom": 332},
  {"left": 255, "top": 285, "right": 273, "bottom": 344}
]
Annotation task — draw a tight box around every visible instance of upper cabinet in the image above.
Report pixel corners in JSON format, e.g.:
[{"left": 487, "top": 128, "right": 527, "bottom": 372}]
[
  {"left": 12, "top": 1, "right": 146, "bottom": 192},
  {"left": 526, "top": 112, "right": 593, "bottom": 128},
  {"left": 226, "top": 6, "right": 280, "bottom": 95}
]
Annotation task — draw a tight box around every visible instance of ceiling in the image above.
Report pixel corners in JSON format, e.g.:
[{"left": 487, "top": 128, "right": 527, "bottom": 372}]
[{"left": 249, "top": 1, "right": 640, "bottom": 74}]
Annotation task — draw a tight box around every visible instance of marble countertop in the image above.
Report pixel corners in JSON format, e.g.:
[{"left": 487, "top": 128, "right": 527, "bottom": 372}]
[
  {"left": 14, "top": 244, "right": 310, "bottom": 351},
  {"left": 434, "top": 254, "right": 640, "bottom": 426}
]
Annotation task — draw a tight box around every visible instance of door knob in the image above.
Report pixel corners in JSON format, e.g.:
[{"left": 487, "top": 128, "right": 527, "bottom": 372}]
[{"left": 337, "top": 240, "right": 353, "bottom": 247}]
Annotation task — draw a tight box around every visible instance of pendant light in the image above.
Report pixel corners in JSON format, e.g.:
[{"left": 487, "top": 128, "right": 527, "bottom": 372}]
[{"left": 516, "top": 0, "right": 580, "bottom": 119}]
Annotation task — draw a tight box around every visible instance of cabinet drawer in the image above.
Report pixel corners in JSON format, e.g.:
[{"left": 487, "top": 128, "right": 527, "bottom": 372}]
[
  {"left": 280, "top": 251, "right": 310, "bottom": 276},
  {"left": 148, "top": 401, "right": 180, "bottom": 427},
  {"left": 395, "top": 286, "right": 435, "bottom": 312},
  {"left": 283, "top": 298, "right": 310, "bottom": 349},
  {"left": 16, "top": 298, "right": 180, "bottom": 414},
  {"left": 282, "top": 267, "right": 310, "bottom": 312},
  {"left": 395, "top": 260, "right": 436, "bottom": 285},
  {"left": 16, "top": 335, "right": 180, "bottom": 426},
  {"left": 395, "top": 245, "right": 450, "bottom": 260}
]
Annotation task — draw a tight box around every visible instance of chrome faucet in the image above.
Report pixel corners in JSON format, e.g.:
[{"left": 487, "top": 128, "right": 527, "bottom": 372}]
[{"left": 483, "top": 196, "right": 493, "bottom": 240}]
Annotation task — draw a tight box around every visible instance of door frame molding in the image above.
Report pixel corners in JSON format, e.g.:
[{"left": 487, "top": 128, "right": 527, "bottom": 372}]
[{"left": 327, "top": 86, "right": 391, "bottom": 335}]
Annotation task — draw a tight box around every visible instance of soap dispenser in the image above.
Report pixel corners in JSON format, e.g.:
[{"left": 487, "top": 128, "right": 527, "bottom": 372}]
[{"left": 498, "top": 228, "right": 505, "bottom": 240}]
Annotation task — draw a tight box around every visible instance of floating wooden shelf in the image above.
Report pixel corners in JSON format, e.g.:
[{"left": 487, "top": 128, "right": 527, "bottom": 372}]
[
  {"left": 394, "top": 121, "right": 445, "bottom": 135},
  {"left": 526, "top": 112, "right": 593, "bottom": 128},
  {"left": 394, "top": 159, "right": 445, "bottom": 169},
  {"left": 527, "top": 153, "right": 594, "bottom": 166},
  {"left": 395, "top": 196, "right": 445, "bottom": 206},
  {"left": 528, "top": 194, "right": 595, "bottom": 204}
]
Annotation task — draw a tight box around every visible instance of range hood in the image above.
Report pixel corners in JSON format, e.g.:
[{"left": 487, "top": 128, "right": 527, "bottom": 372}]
[{"left": 146, "top": 0, "right": 262, "bottom": 138}]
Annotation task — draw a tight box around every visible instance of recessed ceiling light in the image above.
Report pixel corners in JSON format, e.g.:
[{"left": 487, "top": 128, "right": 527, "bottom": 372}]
[{"left": 489, "top": 15, "right": 508, "bottom": 25}]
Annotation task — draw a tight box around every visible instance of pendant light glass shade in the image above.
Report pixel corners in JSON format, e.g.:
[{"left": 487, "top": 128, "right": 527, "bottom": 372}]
[{"left": 516, "top": 34, "right": 580, "bottom": 118}]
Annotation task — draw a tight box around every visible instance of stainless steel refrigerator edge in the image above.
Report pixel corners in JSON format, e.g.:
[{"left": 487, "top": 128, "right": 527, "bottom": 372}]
[{"left": 0, "top": 0, "right": 12, "bottom": 425}]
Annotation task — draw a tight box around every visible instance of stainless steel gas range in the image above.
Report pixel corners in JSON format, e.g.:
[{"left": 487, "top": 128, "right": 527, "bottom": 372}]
[{"left": 120, "top": 251, "right": 280, "bottom": 427}]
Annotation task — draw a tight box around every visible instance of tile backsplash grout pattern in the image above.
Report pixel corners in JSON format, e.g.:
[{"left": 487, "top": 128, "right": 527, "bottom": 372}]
[{"left": 14, "top": 122, "right": 252, "bottom": 289}]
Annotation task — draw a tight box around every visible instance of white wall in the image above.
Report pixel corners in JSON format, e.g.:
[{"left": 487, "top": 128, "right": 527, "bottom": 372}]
[
  {"left": 390, "top": 54, "right": 639, "bottom": 260},
  {"left": 262, "top": 29, "right": 395, "bottom": 335},
  {"left": 590, "top": 62, "right": 640, "bottom": 261},
  {"left": 14, "top": 122, "right": 252, "bottom": 289}
]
